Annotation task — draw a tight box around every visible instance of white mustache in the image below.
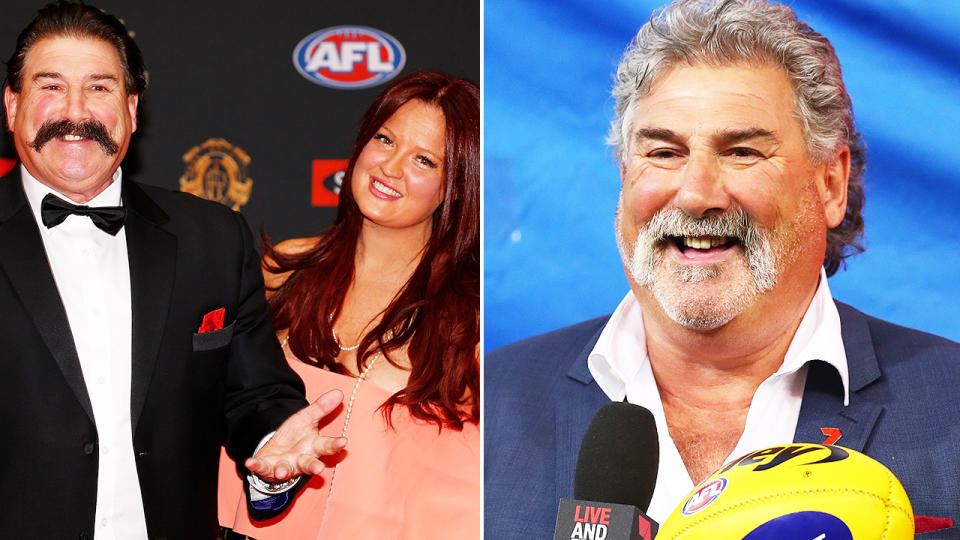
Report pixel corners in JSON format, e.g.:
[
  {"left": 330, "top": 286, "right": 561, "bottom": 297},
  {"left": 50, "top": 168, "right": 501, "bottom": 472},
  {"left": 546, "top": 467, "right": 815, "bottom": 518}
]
[
  {"left": 619, "top": 206, "right": 779, "bottom": 294},
  {"left": 644, "top": 207, "right": 753, "bottom": 245}
]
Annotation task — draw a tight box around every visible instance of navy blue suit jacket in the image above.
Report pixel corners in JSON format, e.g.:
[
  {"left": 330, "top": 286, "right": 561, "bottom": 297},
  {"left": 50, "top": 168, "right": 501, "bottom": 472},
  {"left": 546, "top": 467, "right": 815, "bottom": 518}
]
[{"left": 485, "top": 301, "right": 960, "bottom": 538}]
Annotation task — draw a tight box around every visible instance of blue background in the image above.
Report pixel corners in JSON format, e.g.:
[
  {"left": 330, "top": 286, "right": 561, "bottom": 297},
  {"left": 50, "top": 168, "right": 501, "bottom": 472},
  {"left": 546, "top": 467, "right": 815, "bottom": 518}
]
[{"left": 485, "top": 0, "right": 960, "bottom": 351}]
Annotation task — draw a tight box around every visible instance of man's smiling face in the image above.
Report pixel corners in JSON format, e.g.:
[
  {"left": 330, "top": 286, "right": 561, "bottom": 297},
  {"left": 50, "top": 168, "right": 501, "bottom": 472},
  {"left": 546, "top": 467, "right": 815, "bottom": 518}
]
[
  {"left": 617, "top": 62, "right": 847, "bottom": 331},
  {"left": 4, "top": 35, "right": 138, "bottom": 203}
]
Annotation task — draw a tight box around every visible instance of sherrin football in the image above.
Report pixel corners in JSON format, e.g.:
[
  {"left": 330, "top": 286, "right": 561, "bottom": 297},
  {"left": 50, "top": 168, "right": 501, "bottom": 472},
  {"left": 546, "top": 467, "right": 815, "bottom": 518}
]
[{"left": 656, "top": 443, "right": 913, "bottom": 539}]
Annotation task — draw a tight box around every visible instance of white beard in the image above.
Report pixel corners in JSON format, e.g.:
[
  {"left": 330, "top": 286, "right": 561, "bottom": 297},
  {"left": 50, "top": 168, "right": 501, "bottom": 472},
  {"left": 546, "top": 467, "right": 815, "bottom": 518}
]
[{"left": 615, "top": 201, "right": 781, "bottom": 331}]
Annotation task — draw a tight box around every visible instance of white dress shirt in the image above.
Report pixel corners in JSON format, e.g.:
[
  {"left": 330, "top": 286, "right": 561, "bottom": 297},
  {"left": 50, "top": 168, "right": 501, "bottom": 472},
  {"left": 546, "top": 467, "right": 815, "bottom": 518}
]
[
  {"left": 587, "top": 270, "right": 850, "bottom": 523},
  {"left": 22, "top": 166, "right": 149, "bottom": 539}
]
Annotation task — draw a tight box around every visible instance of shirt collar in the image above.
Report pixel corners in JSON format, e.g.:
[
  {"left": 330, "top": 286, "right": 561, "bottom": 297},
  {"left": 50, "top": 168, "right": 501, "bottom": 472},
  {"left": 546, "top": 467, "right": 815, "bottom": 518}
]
[
  {"left": 588, "top": 292, "right": 646, "bottom": 403},
  {"left": 780, "top": 268, "right": 849, "bottom": 404},
  {"left": 589, "top": 268, "right": 850, "bottom": 405},
  {"left": 21, "top": 165, "right": 123, "bottom": 225}
]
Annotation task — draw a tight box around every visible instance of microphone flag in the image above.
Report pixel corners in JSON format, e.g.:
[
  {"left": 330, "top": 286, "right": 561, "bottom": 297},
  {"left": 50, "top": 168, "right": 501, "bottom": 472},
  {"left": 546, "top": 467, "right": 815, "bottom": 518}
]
[{"left": 554, "top": 498, "right": 658, "bottom": 540}]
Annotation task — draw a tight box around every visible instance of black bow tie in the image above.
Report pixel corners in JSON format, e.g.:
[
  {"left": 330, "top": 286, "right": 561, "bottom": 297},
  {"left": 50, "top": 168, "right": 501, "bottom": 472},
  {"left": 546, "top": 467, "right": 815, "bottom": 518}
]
[{"left": 40, "top": 193, "right": 126, "bottom": 235}]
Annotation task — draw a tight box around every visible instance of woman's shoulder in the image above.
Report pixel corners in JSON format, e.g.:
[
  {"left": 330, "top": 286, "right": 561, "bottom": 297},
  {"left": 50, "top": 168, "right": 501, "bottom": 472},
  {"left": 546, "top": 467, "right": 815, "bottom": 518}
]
[
  {"left": 262, "top": 236, "right": 323, "bottom": 291},
  {"left": 273, "top": 236, "right": 323, "bottom": 257}
]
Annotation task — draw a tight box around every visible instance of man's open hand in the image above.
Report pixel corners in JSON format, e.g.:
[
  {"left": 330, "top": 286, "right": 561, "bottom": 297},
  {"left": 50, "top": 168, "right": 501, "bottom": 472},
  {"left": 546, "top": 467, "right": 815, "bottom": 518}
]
[{"left": 245, "top": 389, "right": 346, "bottom": 482}]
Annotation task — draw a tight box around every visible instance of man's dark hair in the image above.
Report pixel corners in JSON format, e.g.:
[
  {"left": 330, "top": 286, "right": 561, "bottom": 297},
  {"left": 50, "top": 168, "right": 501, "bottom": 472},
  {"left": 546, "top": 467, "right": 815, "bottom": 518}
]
[{"left": 5, "top": 1, "right": 147, "bottom": 95}]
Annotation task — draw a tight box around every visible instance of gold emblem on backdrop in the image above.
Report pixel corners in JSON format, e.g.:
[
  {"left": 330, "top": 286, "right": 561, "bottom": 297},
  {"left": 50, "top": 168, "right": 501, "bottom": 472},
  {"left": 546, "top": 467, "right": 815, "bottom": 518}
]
[{"left": 179, "top": 138, "right": 253, "bottom": 211}]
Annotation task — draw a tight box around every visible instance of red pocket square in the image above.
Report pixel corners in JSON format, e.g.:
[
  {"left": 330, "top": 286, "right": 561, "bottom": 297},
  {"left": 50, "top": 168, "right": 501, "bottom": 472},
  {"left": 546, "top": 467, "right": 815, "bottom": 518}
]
[
  {"left": 915, "top": 515, "right": 954, "bottom": 533},
  {"left": 198, "top": 308, "right": 225, "bottom": 333}
]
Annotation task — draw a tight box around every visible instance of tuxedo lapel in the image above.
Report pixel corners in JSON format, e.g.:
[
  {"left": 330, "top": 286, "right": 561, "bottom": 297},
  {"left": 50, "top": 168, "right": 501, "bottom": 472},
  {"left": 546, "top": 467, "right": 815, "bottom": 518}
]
[
  {"left": 0, "top": 172, "right": 94, "bottom": 423},
  {"left": 795, "top": 301, "right": 884, "bottom": 452},
  {"left": 122, "top": 180, "right": 175, "bottom": 432},
  {"left": 555, "top": 327, "right": 609, "bottom": 498}
]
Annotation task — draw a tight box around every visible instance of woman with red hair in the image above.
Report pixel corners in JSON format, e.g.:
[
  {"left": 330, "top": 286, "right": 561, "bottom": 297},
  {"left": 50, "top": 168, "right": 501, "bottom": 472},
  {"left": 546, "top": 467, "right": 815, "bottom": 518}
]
[{"left": 219, "top": 71, "right": 480, "bottom": 539}]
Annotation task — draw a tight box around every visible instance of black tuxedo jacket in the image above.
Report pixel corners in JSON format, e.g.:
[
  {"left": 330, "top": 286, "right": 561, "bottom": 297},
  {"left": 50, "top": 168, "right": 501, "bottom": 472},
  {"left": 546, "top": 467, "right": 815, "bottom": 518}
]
[{"left": 0, "top": 170, "right": 307, "bottom": 539}]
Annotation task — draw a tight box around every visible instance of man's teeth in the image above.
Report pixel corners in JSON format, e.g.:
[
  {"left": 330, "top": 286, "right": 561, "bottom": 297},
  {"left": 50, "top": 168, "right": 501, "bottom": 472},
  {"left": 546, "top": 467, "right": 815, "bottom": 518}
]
[
  {"left": 372, "top": 179, "right": 402, "bottom": 198},
  {"left": 682, "top": 236, "right": 729, "bottom": 249},
  {"left": 61, "top": 134, "right": 85, "bottom": 142}
]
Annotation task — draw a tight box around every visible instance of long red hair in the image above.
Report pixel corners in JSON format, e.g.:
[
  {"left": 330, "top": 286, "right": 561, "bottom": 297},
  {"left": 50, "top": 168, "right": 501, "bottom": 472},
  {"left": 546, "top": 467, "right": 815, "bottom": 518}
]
[{"left": 266, "top": 71, "right": 479, "bottom": 429}]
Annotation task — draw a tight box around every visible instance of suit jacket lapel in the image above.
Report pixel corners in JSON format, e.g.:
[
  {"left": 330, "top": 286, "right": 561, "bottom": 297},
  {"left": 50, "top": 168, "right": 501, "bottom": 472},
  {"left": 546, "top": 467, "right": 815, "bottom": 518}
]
[
  {"left": 0, "top": 172, "right": 95, "bottom": 423},
  {"left": 122, "top": 180, "right": 175, "bottom": 432},
  {"left": 795, "top": 301, "right": 883, "bottom": 452},
  {"left": 555, "top": 325, "right": 609, "bottom": 498}
]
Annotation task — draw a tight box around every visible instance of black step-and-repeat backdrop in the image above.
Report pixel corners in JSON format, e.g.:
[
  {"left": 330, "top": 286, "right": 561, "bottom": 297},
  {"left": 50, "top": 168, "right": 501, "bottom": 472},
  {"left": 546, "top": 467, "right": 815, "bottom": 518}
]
[{"left": 1, "top": 0, "right": 479, "bottom": 241}]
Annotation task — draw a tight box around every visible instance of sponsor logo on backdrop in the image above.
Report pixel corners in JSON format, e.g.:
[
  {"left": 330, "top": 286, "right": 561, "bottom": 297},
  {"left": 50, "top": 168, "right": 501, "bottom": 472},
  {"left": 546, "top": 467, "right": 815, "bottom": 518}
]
[
  {"left": 293, "top": 26, "right": 406, "bottom": 89},
  {"left": 179, "top": 138, "right": 253, "bottom": 211},
  {"left": 0, "top": 158, "right": 16, "bottom": 177},
  {"left": 312, "top": 159, "right": 349, "bottom": 207}
]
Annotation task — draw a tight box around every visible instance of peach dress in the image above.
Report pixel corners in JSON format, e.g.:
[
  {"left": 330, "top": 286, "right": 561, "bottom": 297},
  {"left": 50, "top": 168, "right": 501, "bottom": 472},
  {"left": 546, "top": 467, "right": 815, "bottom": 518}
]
[{"left": 217, "top": 355, "right": 481, "bottom": 540}]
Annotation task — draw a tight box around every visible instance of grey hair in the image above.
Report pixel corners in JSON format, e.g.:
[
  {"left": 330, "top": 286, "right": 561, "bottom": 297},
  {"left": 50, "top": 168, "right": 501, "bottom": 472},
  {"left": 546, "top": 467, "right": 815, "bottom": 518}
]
[{"left": 608, "top": 0, "right": 865, "bottom": 275}]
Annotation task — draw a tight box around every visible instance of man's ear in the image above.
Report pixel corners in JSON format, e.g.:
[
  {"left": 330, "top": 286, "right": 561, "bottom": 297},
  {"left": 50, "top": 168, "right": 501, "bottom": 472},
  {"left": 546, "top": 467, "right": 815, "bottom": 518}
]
[
  {"left": 819, "top": 145, "right": 850, "bottom": 228},
  {"left": 128, "top": 93, "right": 139, "bottom": 133},
  {"left": 3, "top": 87, "right": 18, "bottom": 133}
]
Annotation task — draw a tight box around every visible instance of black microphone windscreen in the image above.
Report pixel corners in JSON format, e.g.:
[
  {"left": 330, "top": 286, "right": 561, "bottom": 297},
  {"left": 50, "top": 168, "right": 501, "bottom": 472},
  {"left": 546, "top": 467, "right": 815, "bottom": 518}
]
[{"left": 574, "top": 402, "right": 658, "bottom": 512}]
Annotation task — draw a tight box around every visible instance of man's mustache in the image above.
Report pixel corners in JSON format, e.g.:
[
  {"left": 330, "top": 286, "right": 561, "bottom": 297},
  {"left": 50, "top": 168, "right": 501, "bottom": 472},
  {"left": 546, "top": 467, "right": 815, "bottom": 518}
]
[
  {"left": 634, "top": 206, "right": 778, "bottom": 293},
  {"left": 29, "top": 119, "right": 120, "bottom": 156},
  {"left": 646, "top": 208, "right": 753, "bottom": 246}
]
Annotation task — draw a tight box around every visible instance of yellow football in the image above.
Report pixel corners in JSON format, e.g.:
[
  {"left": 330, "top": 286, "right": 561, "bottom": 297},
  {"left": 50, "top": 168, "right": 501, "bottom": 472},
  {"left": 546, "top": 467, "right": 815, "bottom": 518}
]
[{"left": 656, "top": 444, "right": 913, "bottom": 539}]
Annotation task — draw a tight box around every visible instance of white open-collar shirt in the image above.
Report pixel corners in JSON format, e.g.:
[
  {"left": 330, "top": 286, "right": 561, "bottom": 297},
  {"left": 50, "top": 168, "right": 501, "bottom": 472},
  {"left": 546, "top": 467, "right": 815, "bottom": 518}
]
[
  {"left": 587, "top": 269, "right": 850, "bottom": 523},
  {"left": 22, "top": 166, "right": 149, "bottom": 539}
]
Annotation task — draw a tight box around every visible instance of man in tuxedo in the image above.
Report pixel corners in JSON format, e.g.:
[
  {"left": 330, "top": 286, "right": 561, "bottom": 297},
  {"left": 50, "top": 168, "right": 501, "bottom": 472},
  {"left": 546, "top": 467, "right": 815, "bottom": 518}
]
[
  {"left": 485, "top": 0, "right": 960, "bottom": 537},
  {"left": 1, "top": 3, "right": 344, "bottom": 538}
]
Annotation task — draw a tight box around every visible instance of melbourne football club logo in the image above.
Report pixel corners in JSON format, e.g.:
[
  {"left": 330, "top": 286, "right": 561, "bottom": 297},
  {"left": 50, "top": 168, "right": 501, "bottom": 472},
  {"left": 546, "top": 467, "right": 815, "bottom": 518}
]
[
  {"left": 293, "top": 26, "right": 406, "bottom": 89},
  {"left": 682, "top": 477, "right": 728, "bottom": 516},
  {"left": 179, "top": 138, "right": 253, "bottom": 211}
]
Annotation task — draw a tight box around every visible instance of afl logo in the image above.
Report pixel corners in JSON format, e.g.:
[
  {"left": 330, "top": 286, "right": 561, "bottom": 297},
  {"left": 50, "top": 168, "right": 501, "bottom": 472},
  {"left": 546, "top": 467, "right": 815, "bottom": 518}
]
[
  {"left": 293, "top": 26, "right": 406, "bottom": 89},
  {"left": 682, "top": 477, "right": 728, "bottom": 516}
]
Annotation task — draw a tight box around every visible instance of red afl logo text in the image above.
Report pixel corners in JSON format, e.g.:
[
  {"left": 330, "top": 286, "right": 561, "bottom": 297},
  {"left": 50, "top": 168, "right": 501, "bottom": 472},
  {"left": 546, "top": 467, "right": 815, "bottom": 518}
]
[
  {"left": 293, "top": 26, "right": 406, "bottom": 89},
  {"left": 682, "top": 477, "right": 728, "bottom": 516}
]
